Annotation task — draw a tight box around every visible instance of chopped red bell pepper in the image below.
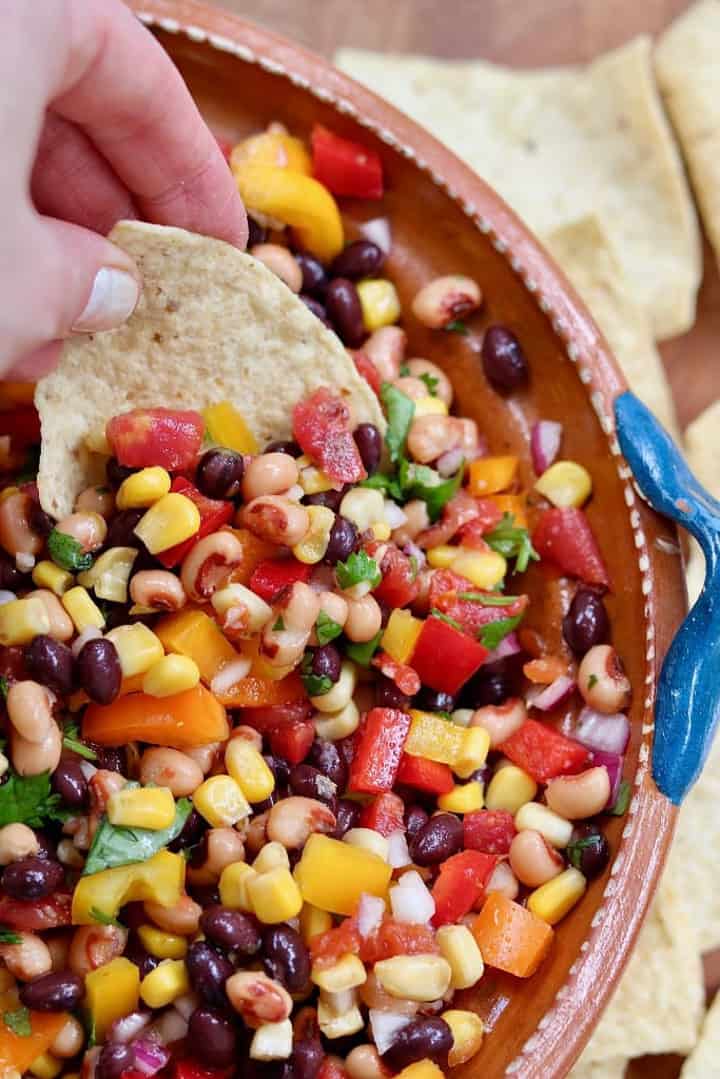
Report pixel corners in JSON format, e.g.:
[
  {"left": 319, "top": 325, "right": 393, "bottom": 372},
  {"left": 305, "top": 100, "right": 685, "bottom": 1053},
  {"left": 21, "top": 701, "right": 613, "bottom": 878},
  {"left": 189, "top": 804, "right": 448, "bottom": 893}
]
[
  {"left": 353, "top": 350, "right": 382, "bottom": 396},
  {"left": 532, "top": 507, "right": 610, "bottom": 588},
  {"left": 268, "top": 718, "right": 315, "bottom": 765},
  {"left": 242, "top": 697, "right": 312, "bottom": 732},
  {"left": 311, "top": 124, "right": 384, "bottom": 200},
  {"left": 157, "top": 477, "right": 234, "bottom": 567},
  {"left": 106, "top": 408, "right": 204, "bottom": 471},
  {"left": 293, "top": 388, "right": 366, "bottom": 485},
  {"left": 0, "top": 405, "right": 40, "bottom": 448},
  {"left": 464, "top": 810, "right": 516, "bottom": 855},
  {"left": 396, "top": 754, "right": 454, "bottom": 795},
  {"left": 457, "top": 498, "right": 504, "bottom": 545},
  {"left": 428, "top": 569, "right": 528, "bottom": 638},
  {"left": 249, "top": 558, "right": 313, "bottom": 603},
  {"left": 499, "top": 718, "right": 591, "bottom": 782},
  {"left": 372, "top": 545, "right": 420, "bottom": 609},
  {"left": 371, "top": 652, "right": 421, "bottom": 696},
  {"left": 348, "top": 707, "right": 411, "bottom": 794},
  {"left": 0, "top": 892, "right": 71, "bottom": 931},
  {"left": 410, "top": 616, "right": 488, "bottom": 695},
  {"left": 359, "top": 792, "right": 405, "bottom": 836},
  {"left": 431, "top": 850, "right": 498, "bottom": 927}
]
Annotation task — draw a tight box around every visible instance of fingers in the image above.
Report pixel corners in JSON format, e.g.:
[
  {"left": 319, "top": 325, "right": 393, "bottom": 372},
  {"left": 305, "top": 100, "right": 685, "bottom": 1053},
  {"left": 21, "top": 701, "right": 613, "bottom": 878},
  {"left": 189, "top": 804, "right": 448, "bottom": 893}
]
[{"left": 4, "top": 343, "right": 63, "bottom": 383}]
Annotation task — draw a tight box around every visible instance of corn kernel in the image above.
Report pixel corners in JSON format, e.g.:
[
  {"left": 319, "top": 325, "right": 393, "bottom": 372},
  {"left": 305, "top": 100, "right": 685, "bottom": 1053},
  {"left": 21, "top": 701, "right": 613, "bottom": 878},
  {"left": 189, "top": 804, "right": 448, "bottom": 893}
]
[
  {"left": 31, "top": 560, "right": 73, "bottom": 596},
  {"left": 107, "top": 786, "right": 175, "bottom": 830},
  {"left": 134, "top": 493, "right": 201, "bottom": 554},
  {"left": 311, "top": 661, "right": 357, "bottom": 713},
  {"left": 300, "top": 903, "right": 332, "bottom": 945},
  {"left": 451, "top": 549, "right": 507, "bottom": 590},
  {"left": 212, "top": 583, "right": 272, "bottom": 634},
  {"left": 343, "top": 828, "right": 389, "bottom": 861},
  {"left": 313, "top": 700, "right": 360, "bottom": 741},
  {"left": 395, "top": 1063, "right": 445, "bottom": 1079},
  {"left": 248, "top": 866, "right": 303, "bottom": 923},
  {"left": 298, "top": 460, "right": 335, "bottom": 495},
  {"left": 527, "top": 867, "right": 587, "bottom": 925},
  {"left": 514, "top": 802, "right": 573, "bottom": 848},
  {"left": 293, "top": 504, "right": 335, "bottom": 565},
  {"left": 370, "top": 521, "right": 391, "bottom": 541},
  {"left": 61, "top": 587, "right": 105, "bottom": 633},
  {"left": 77, "top": 547, "right": 137, "bottom": 603},
  {"left": 117, "top": 467, "right": 172, "bottom": 510},
  {"left": 226, "top": 738, "right": 276, "bottom": 803},
  {"left": 443, "top": 1009, "right": 484, "bottom": 1066},
  {"left": 450, "top": 708, "right": 474, "bottom": 727},
  {"left": 193, "top": 775, "right": 251, "bottom": 828},
  {"left": 357, "top": 278, "right": 401, "bottom": 332},
  {"left": 485, "top": 764, "right": 537, "bottom": 813},
  {"left": 413, "top": 395, "right": 448, "bottom": 417},
  {"left": 0, "top": 596, "right": 50, "bottom": 645},
  {"left": 381, "top": 608, "right": 423, "bottom": 665},
  {"left": 436, "top": 925, "right": 484, "bottom": 989},
  {"left": 437, "top": 781, "right": 484, "bottom": 814},
  {"left": 317, "top": 998, "right": 364, "bottom": 1039},
  {"left": 105, "top": 622, "right": 164, "bottom": 677},
  {"left": 29, "top": 1055, "right": 62, "bottom": 1079},
  {"left": 85, "top": 427, "right": 111, "bottom": 454},
  {"left": 374, "top": 955, "right": 451, "bottom": 1002},
  {"left": 454, "top": 727, "right": 491, "bottom": 779},
  {"left": 143, "top": 654, "right": 200, "bottom": 698},
  {"left": 252, "top": 841, "right": 289, "bottom": 874},
  {"left": 138, "top": 924, "right": 188, "bottom": 959},
  {"left": 426, "top": 544, "right": 458, "bottom": 569},
  {"left": 249, "top": 1018, "right": 293, "bottom": 1061},
  {"left": 534, "top": 460, "right": 592, "bottom": 509},
  {"left": 339, "top": 488, "right": 385, "bottom": 533},
  {"left": 219, "top": 861, "right": 256, "bottom": 911},
  {"left": 311, "top": 953, "right": 367, "bottom": 992},
  {"left": 140, "top": 958, "right": 190, "bottom": 1008}
]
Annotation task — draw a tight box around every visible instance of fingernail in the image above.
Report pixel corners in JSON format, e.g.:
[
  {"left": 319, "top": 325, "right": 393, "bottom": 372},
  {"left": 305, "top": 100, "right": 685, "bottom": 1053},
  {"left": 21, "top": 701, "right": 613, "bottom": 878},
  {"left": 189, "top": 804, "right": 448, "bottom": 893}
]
[{"left": 72, "top": 268, "right": 140, "bottom": 333}]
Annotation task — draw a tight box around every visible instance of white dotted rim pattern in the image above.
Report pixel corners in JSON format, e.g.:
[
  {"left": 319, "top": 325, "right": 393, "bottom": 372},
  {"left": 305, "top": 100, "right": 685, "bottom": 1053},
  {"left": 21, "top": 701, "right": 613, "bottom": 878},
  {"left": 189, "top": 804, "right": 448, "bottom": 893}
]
[{"left": 136, "top": 12, "right": 660, "bottom": 1074}]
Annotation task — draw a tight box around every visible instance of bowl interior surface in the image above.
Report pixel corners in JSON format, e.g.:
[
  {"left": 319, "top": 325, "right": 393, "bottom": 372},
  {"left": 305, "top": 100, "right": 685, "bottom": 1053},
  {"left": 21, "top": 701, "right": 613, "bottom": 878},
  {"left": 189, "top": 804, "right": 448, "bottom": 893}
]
[{"left": 133, "top": 6, "right": 685, "bottom": 1074}]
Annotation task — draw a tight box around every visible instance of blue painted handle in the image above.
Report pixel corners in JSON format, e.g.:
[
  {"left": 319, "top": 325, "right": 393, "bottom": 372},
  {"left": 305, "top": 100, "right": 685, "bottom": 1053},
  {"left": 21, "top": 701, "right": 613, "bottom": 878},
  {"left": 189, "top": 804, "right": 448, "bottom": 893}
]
[{"left": 614, "top": 391, "right": 720, "bottom": 803}]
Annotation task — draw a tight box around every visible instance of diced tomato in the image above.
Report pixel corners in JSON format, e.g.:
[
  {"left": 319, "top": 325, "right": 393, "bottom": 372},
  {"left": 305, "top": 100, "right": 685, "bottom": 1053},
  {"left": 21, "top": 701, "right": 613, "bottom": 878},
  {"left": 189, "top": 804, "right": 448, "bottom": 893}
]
[
  {"left": 464, "top": 810, "right": 516, "bottom": 855},
  {"left": 499, "top": 718, "right": 591, "bottom": 782},
  {"left": 353, "top": 351, "right": 382, "bottom": 396},
  {"left": 371, "top": 652, "right": 421, "bottom": 697},
  {"left": 0, "top": 892, "right": 72, "bottom": 931},
  {"left": 428, "top": 568, "right": 528, "bottom": 638},
  {"left": 293, "top": 388, "right": 366, "bottom": 484},
  {"left": 532, "top": 507, "right": 610, "bottom": 588},
  {"left": 457, "top": 498, "right": 504, "bottom": 545},
  {"left": 243, "top": 698, "right": 312, "bottom": 732},
  {"left": 0, "top": 405, "right": 40, "bottom": 449},
  {"left": 410, "top": 616, "right": 488, "bottom": 695},
  {"left": 373, "top": 545, "right": 420, "bottom": 609},
  {"left": 359, "top": 792, "right": 405, "bottom": 836},
  {"left": 360, "top": 917, "right": 438, "bottom": 964},
  {"left": 311, "top": 124, "right": 384, "bottom": 200},
  {"left": 157, "top": 477, "right": 234, "bottom": 567},
  {"left": 416, "top": 490, "right": 479, "bottom": 550},
  {"left": 396, "top": 754, "right": 454, "bottom": 795},
  {"left": 310, "top": 917, "right": 361, "bottom": 969},
  {"left": 268, "top": 718, "right": 315, "bottom": 764},
  {"left": 106, "top": 408, "right": 204, "bottom": 471},
  {"left": 431, "top": 850, "right": 498, "bottom": 927},
  {"left": 249, "top": 558, "right": 313, "bottom": 603},
  {"left": 348, "top": 708, "right": 410, "bottom": 794},
  {"left": 173, "top": 1060, "right": 232, "bottom": 1079}
]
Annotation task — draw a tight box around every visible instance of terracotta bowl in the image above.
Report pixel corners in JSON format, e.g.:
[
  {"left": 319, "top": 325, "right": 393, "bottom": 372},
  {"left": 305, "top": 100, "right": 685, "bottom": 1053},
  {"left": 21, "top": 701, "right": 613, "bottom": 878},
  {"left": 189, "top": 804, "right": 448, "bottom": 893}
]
[{"left": 129, "top": 3, "right": 685, "bottom": 1073}]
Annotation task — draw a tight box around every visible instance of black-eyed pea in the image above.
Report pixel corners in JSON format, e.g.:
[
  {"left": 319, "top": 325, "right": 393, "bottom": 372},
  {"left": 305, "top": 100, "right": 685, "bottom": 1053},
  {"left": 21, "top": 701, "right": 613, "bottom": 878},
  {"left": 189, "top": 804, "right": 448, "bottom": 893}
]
[
  {"left": 0, "top": 822, "right": 39, "bottom": 865},
  {"left": 226, "top": 970, "right": 292, "bottom": 1027},
  {"left": 578, "top": 645, "right": 632, "bottom": 713},
  {"left": 406, "top": 359, "right": 453, "bottom": 406},
  {"left": 250, "top": 244, "right": 303, "bottom": 293},
  {"left": 393, "top": 376, "right": 428, "bottom": 402},
  {"left": 139, "top": 747, "right": 204, "bottom": 797},
  {"left": 181, "top": 532, "right": 246, "bottom": 602},
  {"left": 31, "top": 590, "right": 75, "bottom": 642},
  {"left": 509, "top": 830, "right": 565, "bottom": 888},
  {"left": 267, "top": 797, "right": 336, "bottom": 849},
  {"left": 407, "top": 415, "right": 462, "bottom": 464},
  {"left": 68, "top": 924, "right": 128, "bottom": 977},
  {"left": 75, "top": 486, "right": 115, "bottom": 519},
  {"left": 242, "top": 453, "right": 299, "bottom": 502},
  {"left": 363, "top": 326, "right": 407, "bottom": 382},
  {"left": 344, "top": 594, "right": 382, "bottom": 644},
  {"left": 391, "top": 499, "right": 430, "bottom": 547},
  {"left": 411, "top": 275, "right": 482, "bottom": 329},
  {"left": 470, "top": 699, "right": 526, "bottom": 748},
  {"left": 0, "top": 932, "right": 52, "bottom": 980},
  {"left": 144, "top": 895, "right": 202, "bottom": 937},
  {"left": 130, "top": 570, "right": 187, "bottom": 611},
  {"left": 484, "top": 860, "right": 519, "bottom": 902},
  {"left": 51, "top": 1015, "right": 85, "bottom": 1058},
  {"left": 0, "top": 491, "right": 43, "bottom": 557},
  {"left": 545, "top": 766, "right": 611, "bottom": 820},
  {"left": 11, "top": 720, "right": 61, "bottom": 776},
  {"left": 241, "top": 496, "right": 310, "bottom": 547},
  {"left": 55, "top": 512, "right": 107, "bottom": 553}
]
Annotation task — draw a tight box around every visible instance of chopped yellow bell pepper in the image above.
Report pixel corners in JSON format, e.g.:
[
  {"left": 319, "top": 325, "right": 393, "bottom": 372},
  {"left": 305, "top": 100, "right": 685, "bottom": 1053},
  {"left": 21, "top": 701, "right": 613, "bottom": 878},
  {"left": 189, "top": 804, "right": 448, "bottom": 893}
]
[
  {"left": 294, "top": 833, "right": 392, "bottom": 916},
  {"left": 230, "top": 127, "right": 311, "bottom": 175},
  {"left": 84, "top": 957, "right": 140, "bottom": 1040},
  {"left": 299, "top": 903, "right": 332, "bottom": 945},
  {"left": 203, "top": 401, "right": 259, "bottom": 454},
  {"left": 381, "top": 609, "right": 424, "bottom": 665},
  {"left": 468, "top": 456, "right": 519, "bottom": 496},
  {"left": 234, "top": 163, "right": 343, "bottom": 262},
  {"left": 155, "top": 609, "right": 239, "bottom": 685},
  {"left": 72, "top": 850, "right": 185, "bottom": 925},
  {"left": 404, "top": 710, "right": 465, "bottom": 766}
]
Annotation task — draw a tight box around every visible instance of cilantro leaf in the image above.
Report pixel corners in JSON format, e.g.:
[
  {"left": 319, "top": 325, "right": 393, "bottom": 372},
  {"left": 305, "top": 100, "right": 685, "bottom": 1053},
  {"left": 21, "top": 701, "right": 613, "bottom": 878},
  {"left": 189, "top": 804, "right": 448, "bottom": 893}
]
[
  {"left": 0, "top": 677, "right": 7, "bottom": 700},
  {"left": 335, "top": 550, "right": 381, "bottom": 591},
  {"left": 458, "top": 592, "right": 520, "bottom": 606},
  {"left": 485, "top": 513, "right": 539, "bottom": 574},
  {"left": 48, "top": 528, "right": 94, "bottom": 572},
  {"left": 398, "top": 459, "right": 464, "bottom": 522},
  {"left": 399, "top": 363, "right": 411, "bottom": 377},
  {"left": 418, "top": 372, "right": 439, "bottom": 396},
  {"left": 90, "top": 907, "right": 123, "bottom": 927},
  {"left": 316, "top": 611, "right": 342, "bottom": 646},
  {"left": 430, "top": 608, "right": 462, "bottom": 632},
  {"left": 300, "top": 654, "right": 332, "bottom": 697},
  {"left": 445, "top": 320, "right": 469, "bottom": 335},
  {"left": 0, "top": 928, "right": 20, "bottom": 944},
  {"left": 345, "top": 629, "right": 383, "bottom": 667},
  {"left": 587, "top": 674, "right": 598, "bottom": 690},
  {"left": 3, "top": 1007, "right": 31, "bottom": 1037},
  {"left": 380, "top": 383, "right": 415, "bottom": 464},
  {"left": 360, "top": 473, "right": 403, "bottom": 501},
  {"left": 0, "top": 772, "right": 68, "bottom": 828},
  {"left": 83, "top": 794, "right": 191, "bottom": 875},
  {"left": 479, "top": 614, "right": 524, "bottom": 650},
  {"left": 273, "top": 616, "right": 285, "bottom": 632},
  {"left": 63, "top": 721, "right": 97, "bottom": 762},
  {"left": 608, "top": 780, "right": 631, "bottom": 817}
]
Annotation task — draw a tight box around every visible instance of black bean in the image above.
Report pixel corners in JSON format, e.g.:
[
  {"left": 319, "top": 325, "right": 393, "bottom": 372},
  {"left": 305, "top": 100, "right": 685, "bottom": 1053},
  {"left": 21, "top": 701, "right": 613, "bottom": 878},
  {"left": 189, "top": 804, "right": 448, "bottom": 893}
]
[
  {"left": 332, "top": 798, "right": 360, "bottom": 839},
  {"left": 563, "top": 589, "right": 610, "bottom": 655},
  {"left": 289, "top": 764, "right": 338, "bottom": 812},
  {"left": 308, "top": 738, "right": 348, "bottom": 790},
  {"left": 1, "top": 857, "right": 64, "bottom": 900},
  {"left": 248, "top": 217, "right": 267, "bottom": 247},
  {"left": 292, "top": 1037, "right": 324, "bottom": 1079},
  {"left": 353, "top": 423, "right": 382, "bottom": 476},
  {"left": 481, "top": 326, "right": 529, "bottom": 392},
  {"left": 335, "top": 736, "right": 357, "bottom": 770},
  {"left": 264, "top": 440, "right": 302, "bottom": 458},
  {"left": 76, "top": 638, "right": 121, "bottom": 705},
  {"left": 33, "top": 832, "right": 55, "bottom": 861},
  {"left": 105, "top": 458, "right": 135, "bottom": 490},
  {"left": 196, "top": 449, "right": 244, "bottom": 500},
  {"left": 384, "top": 1017, "right": 453, "bottom": 1071},
  {"left": 568, "top": 823, "right": 610, "bottom": 879},
  {"left": 52, "top": 757, "right": 88, "bottom": 808},
  {"left": 91, "top": 744, "right": 126, "bottom": 774},
  {"left": 299, "top": 295, "right": 331, "bottom": 325},
  {"left": 414, "top": 687, "right": 456, "bottom": 714},
  {"left": 200, "top": 905, "right": 262, "bottom": 955},
  {"left": 123, "top": 936, "right": 159, "bottom": 979},
  {"left": 187, "top": 941, "right": 233, "bottom": 1006},
  {"left": 305, "top": 488, "right": 345, "bottom": 512},
  {"left": 0, "top": 554, "right": 27, "bottom": 592},
  {"left": 409, "top": 812, "right": 463, "bottom": 866},
  {"left": 168, "top": 807, "right": 207, "bottom": 853},
  {"left": 188, "top": 1007, "right": 237, "bottom": 1068},
  {"left": 323, "top": 516, "right": 358, "bottom": 565},
  {"left": 104, "top": 508, "right": 145, "bottom": 549},
  {"left": 26, "top": 635, "right": 74, "bottom": 694},
  {"left": 331, "top": 241, "right": 385, "bottom": 280},
  {"left": 295, "top": 252, "right": 327, "bottom": 296},
  {"left": 96, "top": 1041, "right": 136, "bottom": 1079},
  {"left": 29, "top": 503, "right": 55, "bottom": 539},
  {"left": 311, "top": 644, "right": 341, "bottom": 684},
  {"left": 404, "top": 805, "right": 429, "bottom": 842},
  {"left": 376, "top": 675, "right": 410, "bottom": 711},
  {"left": 262, "top": 925, "right": 310, "bottom": 993},
  {"left": 19, "top": 971, "right": 84, "bottom": 1012},
  {"left": 325, "top": 278, "right": 365, "bottom": 347},
  {"left": 263, "top": 754, "right": 292, "bottom": 789},
  {"left": 460, "top": 665, "right": 511, "bottom": 709}
]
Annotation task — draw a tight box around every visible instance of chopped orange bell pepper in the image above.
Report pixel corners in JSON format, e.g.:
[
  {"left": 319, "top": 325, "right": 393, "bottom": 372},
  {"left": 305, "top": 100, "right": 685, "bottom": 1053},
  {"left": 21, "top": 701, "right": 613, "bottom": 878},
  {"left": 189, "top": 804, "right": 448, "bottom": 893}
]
[
  {"left": 216, "top": 670, "right": 305, "bottom": 708},
  {"left": 489, "top": 494, "right": 528, "bottom": 529},
  {"left": 225, "top": 527, "right": 279, "bottom": 586},
  {"left": 0, "top": 990, "right": 66, "bottom": 1072},
  {"left": 523, "top": 656, "right": 567, "bottom": 685},
  {"left": 82, "top": 684, "right": 229, "bottom": 746},
  {"left": 156, "top": 609, "right": 238, "bottom": 685},
  {"left": 472, "top": 892, "right": 553, "bottom": 977},
  {"left": 468, "top": 456, "right": 519, "bottom": 497}
]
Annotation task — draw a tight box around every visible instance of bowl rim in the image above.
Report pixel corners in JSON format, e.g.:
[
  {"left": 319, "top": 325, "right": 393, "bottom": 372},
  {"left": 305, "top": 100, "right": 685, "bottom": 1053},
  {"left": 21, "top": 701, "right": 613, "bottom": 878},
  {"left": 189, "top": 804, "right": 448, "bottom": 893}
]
[{"left": 129, "top": 3, "right": 683, "bottom": 1072}]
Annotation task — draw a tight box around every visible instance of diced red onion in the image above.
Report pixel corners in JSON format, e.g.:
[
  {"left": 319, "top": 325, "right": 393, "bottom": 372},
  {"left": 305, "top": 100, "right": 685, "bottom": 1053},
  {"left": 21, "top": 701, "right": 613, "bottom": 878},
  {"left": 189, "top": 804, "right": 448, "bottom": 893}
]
[
  {"left": 0, "top": 590, "right": 15, "bottom": 606},
  {"left": 369, "top": 1010, "right": 413, "bottom": 1055},
  {"left": 171, "top": 993, "right": 199, "bottom": 1021},
  {"left": 387, "top": 829, "right": 411, "bottom": 868},
  {"left": 357, "top": 893, "right": 385, "bottom": 939},
  {"left": 575, "top": 707, "right": 630, "bottom": 755},
  {"left": 210, "top": 657, "right": 252, "bottom": 696},
  {"left": 359, "top": 217, "right": 392, "bottom": 255},
  {"left": 436, "top": 447, "right": 465, "bottom": 477},
  {"left": 285, "top": 483, "right": 304, "bottom": 502},
  {"left": 383, "top": 500, "right": 407, "bottom": 529},
  {"left": 484, "top": 631, "right": 522, "bottom": 665},
  {"left": 590, "top": 749, "right": 624, "bottom": 808},
  {"left": 15, "top": 552, "right": 35, "bottom": 573},
  {"left": 72, "top": 626, "right": 103, "bottom": 658},
  {"left": 390, "top": 871, "right": 435, "bottom": 924},
  {"left": 109, "top": 1011, "right": 151, "bottom": 1045},
  {"left": 151, "top": 1009, "right": 188, "bottom": 1046},
  {"left": 531, "top": 420, "right": 563, "bottom": 475},
  {"left": 130, "top": 1037, "right": 171, "bottom": 1076},
  {"left": 403, "top": 543, "right": 426, "bottom": 570},
  {"left": 79, "top": 760, "right": 98, "bottom": 781},
  {"left": 526, "top": 674, "right": 576, "bottom": 711}
]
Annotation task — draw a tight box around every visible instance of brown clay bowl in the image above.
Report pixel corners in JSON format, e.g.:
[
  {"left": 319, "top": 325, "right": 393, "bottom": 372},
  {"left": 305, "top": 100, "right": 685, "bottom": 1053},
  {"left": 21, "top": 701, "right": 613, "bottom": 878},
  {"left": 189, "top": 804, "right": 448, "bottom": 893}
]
[{"left": 128, "top": 2, "right": 685, "bottom": 1073}]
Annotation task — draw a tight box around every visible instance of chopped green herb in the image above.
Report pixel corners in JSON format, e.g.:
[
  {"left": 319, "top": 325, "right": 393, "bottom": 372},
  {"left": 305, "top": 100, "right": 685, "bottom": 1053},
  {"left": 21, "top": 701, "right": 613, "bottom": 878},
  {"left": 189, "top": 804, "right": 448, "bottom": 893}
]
[
  {"left": 335, "top": 550, "right": 381, "bottom": 591},
  {"left": 83, "top": 793, "right": 191, "bottom": 875},
  {"left": 0, "top": 677, "right": 8, "bottom": 700},
  {"left": 399, "top": 363, "right": 411, "bottom": 377},
  {"left": 86, "top": 1014, "right": 97, "bottom": 1049},
  {"left": 0, "top": 928, "right": 21, "bottom": 944},
  {"left": 380, "top": 383, "right": 415, "bottom": 464},
  {"left": 445, "top": 320, "right": 469, "bottom": 335},
  {"left": 89, "top": 907, "right": 123, "bottom": 927},
  {"left": 0, "top": 771, "right": 68, "bottom": 828},
  {"left": 430, "top": 608, "right": 462, "bottom": 632},
  {"left": 567, "top": 832, "right": 605, "bottom": 872},
  {"left": 48, "top": 528, "right": 93, "bottom": 572},
  {"left": 587, "top": 674, "right": 598, "bottom": 690},
  {"left": 408, "top": 555, "right": 419, "bottom": 582},
  {"left": 345, "top": 629, "right": 383, "bottom": 667},
  {"left": 300, "top": 654, "right": 332, "bottom": 697},
  {"left": 480, "top": 614, "right": 524, "bottom": 650},
  {"left": 63, "top": 721, "right": 98, "bottom": 762},
  {"left": 608, "top": 780, "right": 631, "bottom": 817},
  {"left": 458, "top": 592, "right": 520, "bottom": 606},
  {"left": 359, "top": 472, "right": 403, "bottom": 501},
  {"left": 419, "top": 372, "right": 439, "bottom": 396},
  {"left": 398, "top": 459, "right": 464, "bottom": 522},
  {"left": 434, "top": 711, "right": 452, "bottom": 721},
  {"left": 273, "top": 616, "right": 285, "bottom": 632},
  {"left": 315, "top": 611, "right": 342, "bottom": 646},
  {"left": 485, "top": 513, "right": 539, "bottom": 574},
  {"left": 3, "top": 1007, "right": 31, "bottom": 1037}
]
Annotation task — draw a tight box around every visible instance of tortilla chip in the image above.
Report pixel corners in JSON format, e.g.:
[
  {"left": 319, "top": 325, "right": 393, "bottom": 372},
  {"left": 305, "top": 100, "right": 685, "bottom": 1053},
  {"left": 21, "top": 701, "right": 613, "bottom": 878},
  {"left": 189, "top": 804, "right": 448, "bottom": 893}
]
[
  {"left": 543, "top": 216, "right": 679, "bottom": 438},
  {"left": 569, "top": 1056, "right": 627, "bottom": 1078},
  {"left": 684, "top": 400, "right": 720, "bottom": 606},
  {"left": 681, "top": 987, "right": 720, "bottom": 1077},
  {"left": 656, "top": 1, "right": 720, "bottom": 268},
  {"left": 35, "top": 221, "right": 384, "bottom": 519},
  {"left": 337, "top": 38, "right": 701, "bottom": 340}
]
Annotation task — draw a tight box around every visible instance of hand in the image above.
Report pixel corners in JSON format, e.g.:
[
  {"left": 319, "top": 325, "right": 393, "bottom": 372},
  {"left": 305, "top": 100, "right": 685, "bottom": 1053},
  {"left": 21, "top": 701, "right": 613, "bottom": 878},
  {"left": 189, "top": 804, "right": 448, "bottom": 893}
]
[{"left": 1, "top": 0, "right": 247, "bottom": 379}]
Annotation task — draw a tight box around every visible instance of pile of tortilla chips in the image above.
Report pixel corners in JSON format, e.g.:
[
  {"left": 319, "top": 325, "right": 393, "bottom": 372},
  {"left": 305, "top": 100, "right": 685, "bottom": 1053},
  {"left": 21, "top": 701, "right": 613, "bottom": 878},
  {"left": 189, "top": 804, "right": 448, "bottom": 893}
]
[{"left": 338, "top": 1, "right": 720, "bottom": 1073}]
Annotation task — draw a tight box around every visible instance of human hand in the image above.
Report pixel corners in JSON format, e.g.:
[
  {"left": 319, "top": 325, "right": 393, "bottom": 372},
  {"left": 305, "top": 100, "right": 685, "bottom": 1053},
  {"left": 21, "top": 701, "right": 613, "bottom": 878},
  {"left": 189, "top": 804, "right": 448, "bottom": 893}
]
[{"left": 1, "top": 0, "right": 247, "bottom": 378}]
